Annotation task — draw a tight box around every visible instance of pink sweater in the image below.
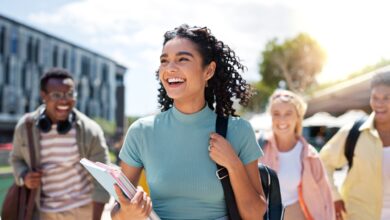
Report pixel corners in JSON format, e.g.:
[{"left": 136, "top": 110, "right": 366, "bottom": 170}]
[{"left": 259, "top": 134, "right": 335, "bottom": 220}]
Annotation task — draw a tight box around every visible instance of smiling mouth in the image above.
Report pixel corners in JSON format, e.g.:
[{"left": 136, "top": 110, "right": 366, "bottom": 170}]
[
  {"left": 167, "top": 77, "right": 185, "bottom": 85},
  {"left": 277, "top": 124, "right": 288, "bottom": 129},
  {"left": 56, "top": 105, "right": 70, "bottom": 111}
]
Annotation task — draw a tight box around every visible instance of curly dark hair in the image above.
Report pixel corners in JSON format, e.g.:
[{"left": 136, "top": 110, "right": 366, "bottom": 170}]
[{"left": 157, "top": 24, "right": 253, "bottom": 116}]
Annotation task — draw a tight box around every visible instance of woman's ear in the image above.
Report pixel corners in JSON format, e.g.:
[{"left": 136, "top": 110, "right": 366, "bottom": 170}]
[{"left": 205, "top": 61, "right": 216, "bottom": 81}]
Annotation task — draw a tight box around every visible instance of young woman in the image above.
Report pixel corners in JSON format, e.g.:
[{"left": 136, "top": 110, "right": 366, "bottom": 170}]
[
  {"left": 112, "top": 25, "right": 266, "bottom": 220},
  {"left": 259, "top": 89, "right": 335, "bottom": 220}
]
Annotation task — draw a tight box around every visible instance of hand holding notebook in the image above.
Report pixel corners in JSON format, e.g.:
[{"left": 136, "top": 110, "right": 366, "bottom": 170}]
[{"left": 80, "top": 158, "right": 160, "bottom": 220}]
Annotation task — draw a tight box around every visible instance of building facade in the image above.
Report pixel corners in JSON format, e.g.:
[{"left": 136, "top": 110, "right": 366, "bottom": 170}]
[{"left": 0, "top": 14, "right": 127, "bottom": 143}]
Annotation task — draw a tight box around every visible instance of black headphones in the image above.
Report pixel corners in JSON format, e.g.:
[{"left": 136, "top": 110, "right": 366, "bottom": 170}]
[{"left": 36, "top": 108, "right": 75, "bottom": 134}]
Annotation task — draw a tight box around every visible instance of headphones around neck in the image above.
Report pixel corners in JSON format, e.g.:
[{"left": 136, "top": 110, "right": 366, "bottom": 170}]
[{"left": 36, "top": 108, "right": 75, "bottom": 134}]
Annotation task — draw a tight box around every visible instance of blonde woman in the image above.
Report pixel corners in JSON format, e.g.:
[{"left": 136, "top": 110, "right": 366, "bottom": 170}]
[{"left": 259, "top": 89, "right": 335, "bottom": 220}]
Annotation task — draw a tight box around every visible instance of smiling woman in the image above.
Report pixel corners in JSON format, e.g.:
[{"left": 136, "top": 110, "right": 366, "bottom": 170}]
[
  {"left": 112, "top": 24, "right": 267, "bottom": 220},
  {"left": 260, "top": 89, "right": 335, "bottom": 220}
]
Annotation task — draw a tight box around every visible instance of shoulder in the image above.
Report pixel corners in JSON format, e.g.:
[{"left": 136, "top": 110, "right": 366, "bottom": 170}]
[
  {"left": 303, "top": 141, "right": 326, "bottom": 171},
  {"left": 15, "top": 109, "right": 40, "bottom": 132},
  {"left": 74, "top": 109, "right": 104, "bottom": 135},
  {"left": 125, "top": 112, "right": 169, "bottom": 137},
  {"left": 129, "top": 113, "right": 162, "bottom": 131},
  {"left": 337, "top": 121, "right": 356, "bottom": 136},
  {"left": 228, "top": 116, "right": 254, "bottom": 131}
]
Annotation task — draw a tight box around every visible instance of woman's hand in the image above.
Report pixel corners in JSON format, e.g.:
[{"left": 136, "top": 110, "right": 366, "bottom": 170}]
[
  {"left": 111, "top": 185, "right": 152, "bottom": 220},
  {"left": 208, "top": 132, "right": 241, "bottom": 169}
]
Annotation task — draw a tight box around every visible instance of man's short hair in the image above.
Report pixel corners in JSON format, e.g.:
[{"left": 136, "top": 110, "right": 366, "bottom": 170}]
[
  {"left": 371, "top": 70, "right": 390, "bottom": 89},
  {"left": 40, "top": 68, "right": 74, "bottom": 92}
]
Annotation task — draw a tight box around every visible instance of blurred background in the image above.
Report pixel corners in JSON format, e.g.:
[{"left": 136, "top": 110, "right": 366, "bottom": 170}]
[{"left": 0, "top": 0, "right": 389, "bottom": 217}]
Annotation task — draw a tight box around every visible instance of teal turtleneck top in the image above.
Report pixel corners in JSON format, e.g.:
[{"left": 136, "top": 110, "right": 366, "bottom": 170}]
[{"left": 120, "top": 105, "right": 262, "bottom": 220}]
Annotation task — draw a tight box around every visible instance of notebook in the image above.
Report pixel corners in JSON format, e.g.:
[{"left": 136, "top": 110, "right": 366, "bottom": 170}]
[{"left": 80, "top": 158, "right": 160, "bottom": 220}]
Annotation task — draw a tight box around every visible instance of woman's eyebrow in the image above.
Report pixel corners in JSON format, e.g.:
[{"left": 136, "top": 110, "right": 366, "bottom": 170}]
[
  {"left": 177, "top": 51, "right": 194, "bottom": 57},
  {"left": 160, "top": 51, "right": 194, "bottom": 59}
]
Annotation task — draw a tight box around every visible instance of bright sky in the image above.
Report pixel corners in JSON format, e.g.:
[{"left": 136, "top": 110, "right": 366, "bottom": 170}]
[{"left": 1, "top": 0, "right": 390, "bottom": 116}]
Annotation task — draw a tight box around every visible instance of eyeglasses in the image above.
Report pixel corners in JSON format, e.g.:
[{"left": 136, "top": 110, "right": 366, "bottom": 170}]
[
  {"left": 272, "top": 93, "right": 294, "bottom": 102},
  {"left": 47, "top": 91, "right": 77, "bottom": 101}
]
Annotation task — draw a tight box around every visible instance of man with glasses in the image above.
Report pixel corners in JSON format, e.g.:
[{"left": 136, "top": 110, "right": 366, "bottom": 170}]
[
  {"left": 320, "top": 70, "right": 390, "bottom": 220},
  {"left": 10, "top": 68, "right": 110, "bottom": 220}
]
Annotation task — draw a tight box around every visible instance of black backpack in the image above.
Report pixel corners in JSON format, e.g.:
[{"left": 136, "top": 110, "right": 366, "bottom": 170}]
[
  {"left": 258, "top": 164, "right": 284, "bottom": 220},
  {"left": 215, "top": 116, "right": 284, "bottom": 220},
  {"left": 344, "top": 118, "right": 366, "bottom": 171}
]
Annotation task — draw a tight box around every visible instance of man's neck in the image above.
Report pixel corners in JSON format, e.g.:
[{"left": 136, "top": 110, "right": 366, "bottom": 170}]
[{"left": 375, "top": 120, "right": 390, "bottom": 132}]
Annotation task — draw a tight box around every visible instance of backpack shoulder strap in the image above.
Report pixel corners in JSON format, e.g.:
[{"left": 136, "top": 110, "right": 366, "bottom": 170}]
[
  {"left": 25, "top": 115, "right": 37, "bottom": 169},
  {"left": 215, "top": 115, "right": 241, "bottom": 220},
  {"left": 344, "top": 118, "right": 366, "bottom": 170}
]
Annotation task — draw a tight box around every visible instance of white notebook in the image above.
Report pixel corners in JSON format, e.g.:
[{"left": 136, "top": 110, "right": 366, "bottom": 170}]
[{"left": 80, "top": 158, "right": 160, "bottom": 220}]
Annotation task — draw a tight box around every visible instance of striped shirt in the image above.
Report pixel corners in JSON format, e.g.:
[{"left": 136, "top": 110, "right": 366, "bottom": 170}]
[{"left": 39, "top": 125, "right": 92, "bottom": 212}]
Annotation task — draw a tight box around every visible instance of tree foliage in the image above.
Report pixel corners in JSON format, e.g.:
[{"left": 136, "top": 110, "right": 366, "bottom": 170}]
[
  {"left": 260, "top": 33, "right": 326, "bottom": 93},
  {"left": 246, "top": 81, "right": 274, "bottom": 112},
  {"left": 245, "top": 33, "right": 326, "bottom": 112}
]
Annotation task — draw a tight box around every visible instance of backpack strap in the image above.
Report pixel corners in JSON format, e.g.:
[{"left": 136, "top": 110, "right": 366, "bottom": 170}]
[
  {"left": 259, "top": 164, "right": 270, "bottom": 220},
  {"left": 344, "top": 118, "right": 366, "bottom": 171},
  {"left": 215, "top": 116, "right": 241, "bottom": 220},
  {"left": 25, "top": 115, "right": 38, "bottom": 220}
]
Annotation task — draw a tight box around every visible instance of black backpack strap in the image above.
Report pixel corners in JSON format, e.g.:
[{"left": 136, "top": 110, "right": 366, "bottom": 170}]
[
  {"left": 259, "top": 164, "right": 283, "bottom": 220},
  {"left": 344, "top": 118, "right": 365, "bottom": 171},
  {"left": 215, "top": 115, "right": 241, "bottom": 220},
  {"left": 259, "top": 164, "right": 270, "bottom": 220}
]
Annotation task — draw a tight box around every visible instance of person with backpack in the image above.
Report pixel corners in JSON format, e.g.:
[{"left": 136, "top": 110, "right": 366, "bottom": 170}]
[
  {"left": 259, "top": 89, "right": 335, "bottom": 220},
  {"left": 9, "top": 68, "right": 110, "bottom": 220},
  {"left": 111, "top": 24, "right": 267, "bottom": 220},
  {"left": 320, "top": 70, "right": 390, "bottom": 220}
]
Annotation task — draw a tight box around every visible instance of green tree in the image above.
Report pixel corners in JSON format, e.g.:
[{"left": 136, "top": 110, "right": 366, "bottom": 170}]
[
  {"left": 260, "top": 33, "right": 326, "bottom": 93},
  {"left": 245, "top": 33, "right": 326, "bottom": 112}
]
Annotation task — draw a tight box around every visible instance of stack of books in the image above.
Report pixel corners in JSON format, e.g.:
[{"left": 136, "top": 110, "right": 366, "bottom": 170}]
[{"left": 80, "top": 158, "right": 160, "bottom": 220}]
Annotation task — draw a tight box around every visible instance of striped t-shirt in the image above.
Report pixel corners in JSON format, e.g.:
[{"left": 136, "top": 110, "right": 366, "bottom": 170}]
[{"left": 39, "top": 125, "right": 92, "bottom": 212}]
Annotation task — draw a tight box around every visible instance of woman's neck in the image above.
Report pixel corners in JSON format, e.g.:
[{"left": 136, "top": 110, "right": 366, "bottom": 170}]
[
  {"left": 274, "top": 133, "right": 298, "bottom": 152},
  {"left": 173, "top": 98, "right": 206, "bottom": 114}
]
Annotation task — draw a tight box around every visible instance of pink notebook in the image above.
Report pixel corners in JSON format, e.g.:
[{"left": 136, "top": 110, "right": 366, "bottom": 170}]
[{"left": 80, "top": 158, "right": 160, "bottom": 220}]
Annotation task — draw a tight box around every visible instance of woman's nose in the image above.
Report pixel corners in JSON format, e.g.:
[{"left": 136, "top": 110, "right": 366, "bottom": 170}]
[{"left": 165, "top": 61, "right": 178, "bottom": 72}]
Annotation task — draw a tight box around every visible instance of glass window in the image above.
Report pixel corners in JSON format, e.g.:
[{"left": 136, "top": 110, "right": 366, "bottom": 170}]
[
  {"left": 81, "top": 56, "right": 90, "bottom": 76},
  {"left": 70, "top": 48, "right": 76, "bottom": 73},
  {"left": 62, "top": 50, "right": 68, "bottom": 68},
  {"left": 0, "top": 26, "right": 6, "bottom": 55},
  {"left": 52, "top": 45, "right": 58, "bottom": 66},
  {"left": 34, "top": 39, "right": 40, "bottom": 63},
  {"left": 10, "top": 27, "right": 18, "bottom": 55},
  {"left": 102, "top": 64, "right": 109, "bottom": 82},
  {"left": 26, "top": 36, "right": 33, "bottom": 62}
]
